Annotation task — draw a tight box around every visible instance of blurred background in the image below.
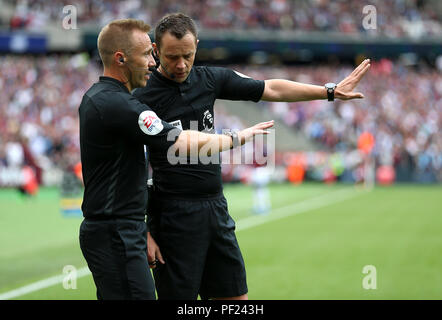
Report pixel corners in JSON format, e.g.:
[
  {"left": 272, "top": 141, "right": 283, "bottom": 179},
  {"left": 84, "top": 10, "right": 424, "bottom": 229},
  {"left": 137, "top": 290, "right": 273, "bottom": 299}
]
[{"left": 0, "top": 0, "right": 441, "bottom": 300}]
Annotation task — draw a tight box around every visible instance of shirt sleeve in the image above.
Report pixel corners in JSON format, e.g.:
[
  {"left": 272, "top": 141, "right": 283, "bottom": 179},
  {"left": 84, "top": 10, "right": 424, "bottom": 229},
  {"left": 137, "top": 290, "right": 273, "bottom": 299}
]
[
  {"left": 99, "top": 92, "right": 181, "bottom": 150},
  {"left": 209, "top": 67, "right": 265, "bottom": 102}
]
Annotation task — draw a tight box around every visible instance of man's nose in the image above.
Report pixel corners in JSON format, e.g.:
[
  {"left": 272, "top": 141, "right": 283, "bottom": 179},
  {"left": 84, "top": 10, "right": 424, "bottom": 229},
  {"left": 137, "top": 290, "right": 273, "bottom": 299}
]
[
  {"left": 176, "top": 58, "right": 186, "bottom": 69},
  {"left": 148, "top": 55, "right": 156, "bottom": 67}
]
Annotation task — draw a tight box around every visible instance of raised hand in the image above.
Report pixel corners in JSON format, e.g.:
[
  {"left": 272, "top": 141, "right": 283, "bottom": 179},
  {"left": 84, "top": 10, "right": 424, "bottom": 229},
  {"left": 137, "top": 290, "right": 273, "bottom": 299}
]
[
  {"left": 335, "top": 59, "right": 371, "bottom": 100},
  {"left": 239, "top": 120, "right": 274, "bottom": 144}
]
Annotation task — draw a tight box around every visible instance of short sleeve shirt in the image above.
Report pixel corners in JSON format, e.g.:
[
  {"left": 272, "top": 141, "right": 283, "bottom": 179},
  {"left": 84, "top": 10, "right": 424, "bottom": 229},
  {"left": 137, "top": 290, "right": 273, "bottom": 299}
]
[{"left": 133, "top": 67, "right": 264, "bottom": 197}]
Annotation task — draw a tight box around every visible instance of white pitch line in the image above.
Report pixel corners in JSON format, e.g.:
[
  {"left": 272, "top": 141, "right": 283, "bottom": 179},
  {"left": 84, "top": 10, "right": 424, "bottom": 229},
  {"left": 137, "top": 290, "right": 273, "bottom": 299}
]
[
  {"left": 0, "top": 187, "right": 369, "bottom": 300},
  {"left": 0, "top": 266, "right": 91, "bottom": 300},
  {"left": 236, "top": 187, "right": 367, "bottom": 232}
]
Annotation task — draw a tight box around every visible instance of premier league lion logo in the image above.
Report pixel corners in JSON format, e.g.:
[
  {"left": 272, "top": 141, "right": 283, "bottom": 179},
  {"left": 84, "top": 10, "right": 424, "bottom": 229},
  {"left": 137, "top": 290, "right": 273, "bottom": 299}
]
[{"left": 203, "top": 109, "right": 214, "bottom": 132}]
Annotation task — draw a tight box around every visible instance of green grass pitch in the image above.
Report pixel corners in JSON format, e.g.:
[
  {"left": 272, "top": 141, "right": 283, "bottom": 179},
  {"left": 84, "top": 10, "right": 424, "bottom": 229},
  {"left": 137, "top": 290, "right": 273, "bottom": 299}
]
[{"left": 0, "top": 183, "right": 441, "bottom": 300}]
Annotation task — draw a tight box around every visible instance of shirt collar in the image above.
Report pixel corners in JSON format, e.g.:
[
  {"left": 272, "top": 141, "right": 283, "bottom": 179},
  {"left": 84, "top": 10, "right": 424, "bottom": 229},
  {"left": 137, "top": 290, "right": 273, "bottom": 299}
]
[{"left": 99, "top": 76, "right": 130, "bottom": 93}]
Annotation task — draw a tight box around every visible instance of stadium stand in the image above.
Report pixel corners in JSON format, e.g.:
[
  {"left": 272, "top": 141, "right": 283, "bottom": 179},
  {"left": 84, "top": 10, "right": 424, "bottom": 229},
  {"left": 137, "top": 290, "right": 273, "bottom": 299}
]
[
  {"left": 0, "top": 0, "right": 441, "bottom": 187},
  {"left": 0, "top": 55, "right": 440, "bottom": 184},
  {"left": 4, "top": 0, "right": 442, "bottom": 38},
  {"left": 233, "top": 60, "right": 442, "bottom": 183}
]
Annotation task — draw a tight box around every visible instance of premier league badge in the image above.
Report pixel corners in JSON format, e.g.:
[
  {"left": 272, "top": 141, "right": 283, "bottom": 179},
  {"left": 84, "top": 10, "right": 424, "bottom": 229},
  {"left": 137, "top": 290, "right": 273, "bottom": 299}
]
[{"left": 202, "top": 109, "right": 214, "bottom": 132}]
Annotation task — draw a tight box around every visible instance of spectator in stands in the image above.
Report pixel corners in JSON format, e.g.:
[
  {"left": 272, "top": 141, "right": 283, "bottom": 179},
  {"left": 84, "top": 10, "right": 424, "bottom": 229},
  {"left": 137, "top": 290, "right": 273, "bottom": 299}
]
[
  {"left": 4, "top": 0, "right": 442, "bottom": 37},
  {"left": 0, "top": 55, "right": 440, "bottom": 184}
]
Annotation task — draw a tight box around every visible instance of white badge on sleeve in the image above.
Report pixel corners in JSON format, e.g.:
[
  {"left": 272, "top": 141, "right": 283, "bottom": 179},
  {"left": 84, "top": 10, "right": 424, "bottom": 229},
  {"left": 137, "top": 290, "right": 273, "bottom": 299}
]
[{"left": 138, "top": 110, "right": 164, "bottom": 135}]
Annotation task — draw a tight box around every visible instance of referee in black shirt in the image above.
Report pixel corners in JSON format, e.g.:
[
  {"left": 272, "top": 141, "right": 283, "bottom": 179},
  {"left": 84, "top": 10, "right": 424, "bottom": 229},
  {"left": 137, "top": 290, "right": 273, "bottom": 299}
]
[
  {"left": 79, "top": 18, "right": 274, "bottom": 300},
  {"left": 133, "top": 13, "right": 370, "bottom": 300}
]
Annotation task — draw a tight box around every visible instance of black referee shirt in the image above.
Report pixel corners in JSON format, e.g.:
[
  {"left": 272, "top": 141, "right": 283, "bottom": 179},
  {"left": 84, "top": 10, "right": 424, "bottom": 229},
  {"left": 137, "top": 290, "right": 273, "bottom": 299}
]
[
  {"left": 79, "top": 76, "right": 180, "bottom": 220},
  {"left": 133, "top": 66, "right": 265, "bottom": 197}
]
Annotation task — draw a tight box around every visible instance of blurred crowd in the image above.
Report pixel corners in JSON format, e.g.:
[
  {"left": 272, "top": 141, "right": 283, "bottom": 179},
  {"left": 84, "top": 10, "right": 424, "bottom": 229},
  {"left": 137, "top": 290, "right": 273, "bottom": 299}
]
[
  {"left": 234, "top": 58, "right": 442, "bottom": 183},
  {"left": 0, "top": 54, "right": 441, "bottom": 186},
  {"left": 4, "top": 0, "right": 441, "bottom": 38},
  {"left": 0, "top": 54, "right": 97, "bottom": 186}
]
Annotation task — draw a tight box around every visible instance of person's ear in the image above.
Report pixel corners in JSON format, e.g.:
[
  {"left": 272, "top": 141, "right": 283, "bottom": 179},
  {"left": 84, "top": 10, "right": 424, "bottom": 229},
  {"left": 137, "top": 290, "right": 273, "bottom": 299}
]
[
  {"left": 152, "top": 43, "right": 159, "bottom": 57},
  {"left": 115, "top": 52, "right": 125, "bottom": 65}
]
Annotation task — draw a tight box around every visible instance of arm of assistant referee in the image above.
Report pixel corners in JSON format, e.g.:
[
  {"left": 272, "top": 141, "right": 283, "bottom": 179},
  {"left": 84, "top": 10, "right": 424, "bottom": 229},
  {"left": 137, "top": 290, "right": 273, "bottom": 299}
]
[
  {"left": 174, "top": 120, "right": 274, "bottom": 156},
  {"left": 100, "top": 93, "right": 180, "bottom": 149},
  {"left": 102, "top": 93, "right": 273, "bottom": 155}
]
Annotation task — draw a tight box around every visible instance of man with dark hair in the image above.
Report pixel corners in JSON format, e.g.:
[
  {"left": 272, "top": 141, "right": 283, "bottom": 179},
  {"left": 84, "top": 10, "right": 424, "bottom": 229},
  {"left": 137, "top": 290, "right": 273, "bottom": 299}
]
[
  {"left": 79, "top": 18, "right": 273, "bottom": 300},
  {"left": 134, "top": 13, "right": 370, "bottom": 300}
]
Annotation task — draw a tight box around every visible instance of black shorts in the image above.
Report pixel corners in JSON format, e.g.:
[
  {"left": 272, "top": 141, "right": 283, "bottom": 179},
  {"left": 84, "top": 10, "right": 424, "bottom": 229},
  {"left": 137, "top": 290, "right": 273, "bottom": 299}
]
[
  {"left": 150, "top": 193, "right": 247, "bottom": 300},
  {"left": 79, "top": 217, "right": 155, "bottom": 300}
]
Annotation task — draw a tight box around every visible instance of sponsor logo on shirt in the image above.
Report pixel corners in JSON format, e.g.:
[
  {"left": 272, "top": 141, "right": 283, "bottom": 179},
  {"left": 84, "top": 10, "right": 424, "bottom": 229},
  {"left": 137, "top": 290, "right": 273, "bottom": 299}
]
[{"left": 138, "top": 110, "right": 163, "bottom": 135}]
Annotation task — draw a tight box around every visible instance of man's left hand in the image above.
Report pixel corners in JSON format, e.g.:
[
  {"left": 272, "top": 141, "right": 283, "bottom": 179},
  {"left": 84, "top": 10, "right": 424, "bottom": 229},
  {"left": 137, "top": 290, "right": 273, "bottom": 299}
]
[
  {"left": 147, "top": 232, "right": 165, "bottom": 269},
  {"left": 335, "top": 59, "right": 371, "bottom": 100}
]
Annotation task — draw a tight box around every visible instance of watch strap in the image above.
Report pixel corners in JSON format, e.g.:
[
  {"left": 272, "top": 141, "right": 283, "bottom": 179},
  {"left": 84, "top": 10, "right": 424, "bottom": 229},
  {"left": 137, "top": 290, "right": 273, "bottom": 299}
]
[
  {"left": 224, "top": 130, "right": 240, "bottom": 149},
  {"left": 325, "top": 83, "right": 337, "bottom": 102},
  {"left": 231, "top": 130, "right": 240, "bottom": 148}
]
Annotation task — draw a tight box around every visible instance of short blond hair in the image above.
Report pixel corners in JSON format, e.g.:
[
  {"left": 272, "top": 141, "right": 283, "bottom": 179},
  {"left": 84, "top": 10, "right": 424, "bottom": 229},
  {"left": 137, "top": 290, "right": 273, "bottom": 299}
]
[{"left": 97, "top": 19, "right": 151, "bottom": 67}]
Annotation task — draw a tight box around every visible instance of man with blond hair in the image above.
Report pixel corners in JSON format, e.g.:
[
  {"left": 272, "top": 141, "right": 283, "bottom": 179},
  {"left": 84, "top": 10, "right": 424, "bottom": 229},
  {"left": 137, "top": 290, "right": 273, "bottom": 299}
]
[{"left": 78, "top": 18, "right": 273, "bottom": 300}]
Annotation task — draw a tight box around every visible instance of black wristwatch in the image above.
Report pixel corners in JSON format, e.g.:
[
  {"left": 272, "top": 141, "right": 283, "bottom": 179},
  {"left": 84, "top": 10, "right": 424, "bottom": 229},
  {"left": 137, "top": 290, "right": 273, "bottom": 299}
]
[{"left": 325, "top": 83, "right": 337, "bottom": 101}]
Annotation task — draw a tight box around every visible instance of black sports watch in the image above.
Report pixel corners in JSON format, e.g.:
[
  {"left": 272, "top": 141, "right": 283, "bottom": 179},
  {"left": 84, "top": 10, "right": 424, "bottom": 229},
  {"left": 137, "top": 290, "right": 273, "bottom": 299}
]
[{"left": 325, "top": 83, "right": 337, "bottom": 101}]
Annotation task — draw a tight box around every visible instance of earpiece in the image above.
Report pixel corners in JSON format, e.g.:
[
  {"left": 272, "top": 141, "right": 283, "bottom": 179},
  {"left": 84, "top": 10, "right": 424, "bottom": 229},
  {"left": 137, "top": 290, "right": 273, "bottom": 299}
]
[{"left": 119, "top": 57, "right": 124, "bottom": 64}]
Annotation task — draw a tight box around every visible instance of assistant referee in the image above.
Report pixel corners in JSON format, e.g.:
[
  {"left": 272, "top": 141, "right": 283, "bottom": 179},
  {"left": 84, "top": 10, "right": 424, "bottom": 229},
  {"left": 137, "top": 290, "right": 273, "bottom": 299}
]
[
  {"left": 78, "top": 18, "right": 273, "bottom": 300},
  {"left": 78, "top": 18, "right": 176, "bottom": 300}
]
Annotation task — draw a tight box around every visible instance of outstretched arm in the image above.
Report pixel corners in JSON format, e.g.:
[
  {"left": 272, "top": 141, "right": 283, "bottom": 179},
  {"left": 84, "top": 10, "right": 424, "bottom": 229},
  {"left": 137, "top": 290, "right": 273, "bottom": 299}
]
[
  {"left": 261, "top": 59, "right": 371, "bottom": 102},
  {"left": 174, "top": 120, "right": 274, "bottom": 155}
]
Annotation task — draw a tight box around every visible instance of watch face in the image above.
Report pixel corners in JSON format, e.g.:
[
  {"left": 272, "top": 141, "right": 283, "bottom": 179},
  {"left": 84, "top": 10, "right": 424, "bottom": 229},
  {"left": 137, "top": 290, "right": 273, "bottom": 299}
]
[{"left": 325, "top": 82, "right": 336, "bottom": 89}]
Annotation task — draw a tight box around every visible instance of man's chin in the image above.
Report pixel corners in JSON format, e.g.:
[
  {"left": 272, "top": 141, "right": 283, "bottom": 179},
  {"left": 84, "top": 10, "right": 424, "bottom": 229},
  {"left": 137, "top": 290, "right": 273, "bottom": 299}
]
[{"left": 173, "top": 73, "right": 188, "bottom": 83}]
